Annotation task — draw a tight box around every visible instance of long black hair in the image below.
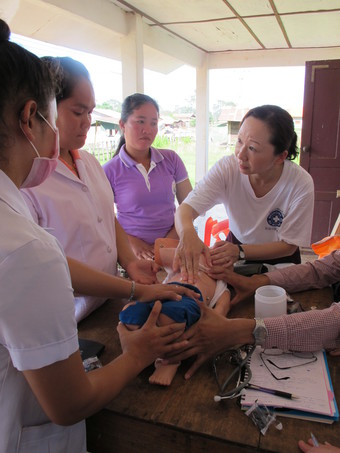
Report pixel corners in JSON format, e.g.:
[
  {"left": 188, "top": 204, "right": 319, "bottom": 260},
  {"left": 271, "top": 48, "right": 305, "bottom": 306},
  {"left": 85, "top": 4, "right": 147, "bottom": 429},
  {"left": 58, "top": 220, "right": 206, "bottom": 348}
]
[{"left": 0, "top": 19, "right": 56, "bottom": 153}]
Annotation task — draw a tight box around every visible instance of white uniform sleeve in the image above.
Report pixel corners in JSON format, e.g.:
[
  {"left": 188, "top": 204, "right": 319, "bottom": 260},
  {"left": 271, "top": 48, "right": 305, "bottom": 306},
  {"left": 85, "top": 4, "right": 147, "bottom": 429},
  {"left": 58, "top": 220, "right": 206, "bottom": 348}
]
[{"left": 0, "top": 238, "right": 78, "bottom": 371}]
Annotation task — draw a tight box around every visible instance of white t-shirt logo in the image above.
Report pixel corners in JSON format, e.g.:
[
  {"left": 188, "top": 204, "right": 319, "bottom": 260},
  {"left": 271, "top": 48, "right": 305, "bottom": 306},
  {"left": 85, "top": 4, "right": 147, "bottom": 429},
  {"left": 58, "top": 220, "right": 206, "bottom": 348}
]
[{"left": 267, "top": 209, "right": 284, "bottom": 227}]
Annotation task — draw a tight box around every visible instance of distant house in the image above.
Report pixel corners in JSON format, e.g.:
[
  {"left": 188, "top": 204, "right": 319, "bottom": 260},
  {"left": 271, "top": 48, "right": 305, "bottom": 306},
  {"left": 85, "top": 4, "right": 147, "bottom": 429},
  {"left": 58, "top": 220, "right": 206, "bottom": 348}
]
[
  {"left": 217, "top": 107, "right": 249, "bottom": 145},
  {"left": 87, "top": 108, "right": 121, "bottom": 149},
  {"left": 159, "top": 113, "right": 196, "bottom": 139},
  {"left": 218, "top": 106, "right": 303, "bottom": 146},
  {"left": 172, "top": 113, "right": 196, "bottom": 128},
  {"left": 91, "top": 108, "right": 120, "bottom": 136}
]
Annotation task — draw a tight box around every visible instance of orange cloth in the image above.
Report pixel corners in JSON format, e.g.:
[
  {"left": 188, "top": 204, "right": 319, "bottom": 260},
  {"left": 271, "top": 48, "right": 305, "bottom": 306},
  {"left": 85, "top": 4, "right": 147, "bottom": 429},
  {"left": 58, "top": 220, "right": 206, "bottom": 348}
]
[{"left": 311, "top": 235, "right": 340, "bottom": 258}]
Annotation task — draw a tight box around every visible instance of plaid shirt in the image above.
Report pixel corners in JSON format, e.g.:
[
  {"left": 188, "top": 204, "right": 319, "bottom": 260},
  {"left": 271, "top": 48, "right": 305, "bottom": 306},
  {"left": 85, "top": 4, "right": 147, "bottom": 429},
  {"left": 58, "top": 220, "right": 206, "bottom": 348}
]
[
  {"left": 264, "top": 303, "right": 340, "bottom": 351},
  {"left": 264, "top": 250, "right": 340, "bottom": 351}
]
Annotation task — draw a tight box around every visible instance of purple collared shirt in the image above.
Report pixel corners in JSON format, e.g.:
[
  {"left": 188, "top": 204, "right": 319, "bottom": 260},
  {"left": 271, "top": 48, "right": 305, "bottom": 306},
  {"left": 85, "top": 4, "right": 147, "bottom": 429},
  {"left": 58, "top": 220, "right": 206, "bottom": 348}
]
[{"left": 103, "top": 146, "right": 189, "bottom": 244}]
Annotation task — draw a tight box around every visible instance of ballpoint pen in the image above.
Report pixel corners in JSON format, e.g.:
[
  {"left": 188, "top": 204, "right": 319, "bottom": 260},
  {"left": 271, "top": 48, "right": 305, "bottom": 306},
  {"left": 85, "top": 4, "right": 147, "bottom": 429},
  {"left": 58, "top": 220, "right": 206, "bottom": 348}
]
[
  {"left": 246, "top": 384, "right": 298, "bottom": 400},
  {"left": 310, "top": 432, "right": 319, "bottom": 447}
]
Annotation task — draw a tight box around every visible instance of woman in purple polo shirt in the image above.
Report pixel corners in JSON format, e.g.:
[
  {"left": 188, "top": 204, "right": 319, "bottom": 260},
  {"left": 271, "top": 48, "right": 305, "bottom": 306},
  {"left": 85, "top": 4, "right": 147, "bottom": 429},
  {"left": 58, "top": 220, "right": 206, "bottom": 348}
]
[{"left": 103, "top": 93, "right": 192, "bottom": 260}]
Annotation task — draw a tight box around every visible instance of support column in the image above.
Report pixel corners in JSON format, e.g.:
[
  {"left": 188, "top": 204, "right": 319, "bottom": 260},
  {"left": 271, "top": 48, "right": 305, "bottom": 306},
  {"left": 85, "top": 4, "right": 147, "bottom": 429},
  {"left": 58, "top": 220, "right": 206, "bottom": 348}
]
[
  {"left": 120, "top": 13, "right": 144, "bottom": 98},
  {"left": 195, "top": 57, "right": 209, "bottom": 183}
]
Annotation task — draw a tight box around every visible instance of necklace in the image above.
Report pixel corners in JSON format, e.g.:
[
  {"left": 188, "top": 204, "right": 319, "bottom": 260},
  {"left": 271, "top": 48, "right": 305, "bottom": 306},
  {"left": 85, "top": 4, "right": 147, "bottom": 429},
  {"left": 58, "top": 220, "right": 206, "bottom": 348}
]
[{"left": 59, "top": 153, "right": 79, "bottom": 177}]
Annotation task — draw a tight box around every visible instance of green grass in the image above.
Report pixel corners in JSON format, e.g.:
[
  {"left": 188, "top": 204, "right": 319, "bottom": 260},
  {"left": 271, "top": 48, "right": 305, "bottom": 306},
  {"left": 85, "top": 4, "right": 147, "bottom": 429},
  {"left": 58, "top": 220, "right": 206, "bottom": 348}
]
[
  {"left": 87, "top": 128, "right": 302, "bottom": 185},
  {"left": 87, "top": 138, "right": 232, "bottom": 186},
  {"left": 152, "top": 135, "right": 231, "bottom": 186}
]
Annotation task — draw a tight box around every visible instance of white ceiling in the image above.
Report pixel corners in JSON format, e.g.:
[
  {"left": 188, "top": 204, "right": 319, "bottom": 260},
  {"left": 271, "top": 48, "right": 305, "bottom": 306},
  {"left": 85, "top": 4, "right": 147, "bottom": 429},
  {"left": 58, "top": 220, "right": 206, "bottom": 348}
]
[
  {"left": 3, "top": 0, "right": 340, "bottom": 73},
  {"left": 115, "top": 0, "right": 340, "bottom": 51}
]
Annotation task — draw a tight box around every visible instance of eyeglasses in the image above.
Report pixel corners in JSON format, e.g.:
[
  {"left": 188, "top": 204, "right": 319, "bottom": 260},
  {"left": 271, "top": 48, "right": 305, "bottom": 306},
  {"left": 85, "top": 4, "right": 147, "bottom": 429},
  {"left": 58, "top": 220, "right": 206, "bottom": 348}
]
[
  {"left": 213, "top": 345, "right": 255, "bottom": 400},
  {"left": 260, "top": 349, "right": 317, "bottom": 381}
]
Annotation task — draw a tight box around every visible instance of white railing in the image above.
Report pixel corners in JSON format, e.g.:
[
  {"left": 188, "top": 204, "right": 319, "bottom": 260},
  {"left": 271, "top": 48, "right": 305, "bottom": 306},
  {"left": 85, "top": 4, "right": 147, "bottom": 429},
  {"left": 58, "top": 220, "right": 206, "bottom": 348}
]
[{"left": 84, "top": 141, "right": 117, "bottom": 164}]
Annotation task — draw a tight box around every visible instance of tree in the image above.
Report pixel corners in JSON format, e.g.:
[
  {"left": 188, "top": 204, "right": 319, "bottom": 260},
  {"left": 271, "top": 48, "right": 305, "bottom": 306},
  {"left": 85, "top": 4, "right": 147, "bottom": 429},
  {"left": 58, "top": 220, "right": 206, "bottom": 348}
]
[
  {"left": 212, "top": 100, "right": 236, "bottom": 124},
  {"left": 174, "top": 94, "right": 196, "bottom": 114},
  {"left": 96, "top": 99, "right": 122, "bottom": 112}
]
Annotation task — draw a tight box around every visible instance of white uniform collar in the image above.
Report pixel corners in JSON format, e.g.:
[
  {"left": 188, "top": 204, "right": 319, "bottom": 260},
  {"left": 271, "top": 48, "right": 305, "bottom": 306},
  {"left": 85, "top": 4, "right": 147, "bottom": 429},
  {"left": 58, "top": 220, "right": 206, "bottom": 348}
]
[{"left": 0, "top": 170, "right": 34, "bottom": 219}]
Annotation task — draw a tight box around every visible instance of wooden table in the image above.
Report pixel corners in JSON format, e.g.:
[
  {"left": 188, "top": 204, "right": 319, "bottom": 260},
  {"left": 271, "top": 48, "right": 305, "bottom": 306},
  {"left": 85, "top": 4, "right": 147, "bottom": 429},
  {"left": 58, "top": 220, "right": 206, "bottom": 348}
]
[{"left": 79, "top": 287, "right": 340, "bottom": 453}]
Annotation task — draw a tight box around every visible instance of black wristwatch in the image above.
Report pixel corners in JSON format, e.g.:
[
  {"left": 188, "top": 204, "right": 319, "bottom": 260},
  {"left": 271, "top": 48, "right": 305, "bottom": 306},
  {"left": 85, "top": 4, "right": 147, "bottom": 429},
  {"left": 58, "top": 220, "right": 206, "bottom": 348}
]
[
  {"left": 252, "top": 318, "right": 268, "bottom": 347},
  {"left": 238, "top": 244, "right": 246, "bottom": 260}
]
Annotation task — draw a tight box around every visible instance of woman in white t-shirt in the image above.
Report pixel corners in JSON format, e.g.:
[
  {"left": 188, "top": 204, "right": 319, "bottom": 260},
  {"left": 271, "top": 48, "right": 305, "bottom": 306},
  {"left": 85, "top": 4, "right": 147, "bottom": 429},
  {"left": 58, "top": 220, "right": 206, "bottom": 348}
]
[
  {"left": 174, "top": 105, "right": 314, "bottom": 283},
  {"left": 0, "top": 19, "right": 189, "bottom": 452}
]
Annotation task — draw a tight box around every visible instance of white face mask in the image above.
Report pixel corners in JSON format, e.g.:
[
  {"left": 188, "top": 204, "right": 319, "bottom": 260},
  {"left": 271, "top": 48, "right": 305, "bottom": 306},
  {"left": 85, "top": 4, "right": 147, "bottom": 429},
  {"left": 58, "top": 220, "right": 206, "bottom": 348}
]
[{"left": 20, "top": 111, "right": 59, "bottom": 188}]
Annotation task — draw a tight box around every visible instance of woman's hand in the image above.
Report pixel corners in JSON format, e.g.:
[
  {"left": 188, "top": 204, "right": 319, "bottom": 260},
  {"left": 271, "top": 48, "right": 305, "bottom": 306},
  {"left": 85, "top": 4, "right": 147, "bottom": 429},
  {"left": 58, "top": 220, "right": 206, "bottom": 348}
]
[
  {"left": 126, "top": 259, "right": 160, "bottom": 284},
  {"left": 298, "top": 438, "right": 340, "bottom": 452},
  {"left": 117, "top": 301, "right": 187, "bottom": 370},
  {"left": 128, "top": 235, "right": 155, "bottom": 260},
  {"left": 173, "top": 231, "right": 211, "bottom": 284},
  {"left": 136, "top": 283, "right": 201, "bottom": 303},
  {"left": 210, "top": 241, "right": 239, "bottom": 267}
]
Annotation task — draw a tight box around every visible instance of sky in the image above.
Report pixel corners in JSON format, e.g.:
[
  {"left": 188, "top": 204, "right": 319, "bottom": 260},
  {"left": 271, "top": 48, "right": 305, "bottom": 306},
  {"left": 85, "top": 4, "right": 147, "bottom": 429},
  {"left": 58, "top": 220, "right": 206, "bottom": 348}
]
[{"left": 12, "top": 33, "right": 305, "bottom": 113}]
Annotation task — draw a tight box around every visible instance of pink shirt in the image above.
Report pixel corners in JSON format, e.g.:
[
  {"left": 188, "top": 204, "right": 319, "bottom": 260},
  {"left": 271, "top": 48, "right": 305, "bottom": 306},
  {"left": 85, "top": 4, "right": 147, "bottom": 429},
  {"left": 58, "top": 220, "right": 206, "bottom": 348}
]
[
  {"left": 264, "top": 302, "right": 340, "bottom": 352},
  {"left": 268, "top": 250, "right": 340, "bottom": 293},
  {"left": 264, "top": 251, "right": 340, "bottom": 351},
  {"left": 21, "top": 150, "right": 118, "bottom": 321},
  {"left": 103, "top": 146, "right": 189, "bottom": 244}
]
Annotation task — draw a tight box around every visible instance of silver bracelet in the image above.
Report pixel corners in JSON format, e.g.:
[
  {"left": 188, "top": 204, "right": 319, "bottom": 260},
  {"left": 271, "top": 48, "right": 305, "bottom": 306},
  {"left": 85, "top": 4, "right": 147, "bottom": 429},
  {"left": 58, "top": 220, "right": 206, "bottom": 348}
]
[{"left": 128, "top": 280, "right": 136, "bottom": 302}]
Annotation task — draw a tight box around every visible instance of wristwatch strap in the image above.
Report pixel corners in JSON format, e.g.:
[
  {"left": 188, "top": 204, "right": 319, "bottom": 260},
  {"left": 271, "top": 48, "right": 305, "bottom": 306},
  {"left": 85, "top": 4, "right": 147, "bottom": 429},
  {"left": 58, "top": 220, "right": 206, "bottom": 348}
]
[
  {"left": 238, "top": 244, "right": 246, "bottom": 260},
  {"left": 253, "top": 318, "right": 268, "bottom": 347}
]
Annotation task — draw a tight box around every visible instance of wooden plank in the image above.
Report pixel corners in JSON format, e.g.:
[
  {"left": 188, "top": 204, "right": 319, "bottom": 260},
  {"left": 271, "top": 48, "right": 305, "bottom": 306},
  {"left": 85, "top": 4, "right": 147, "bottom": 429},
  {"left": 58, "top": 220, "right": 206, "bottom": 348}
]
[
  {"left": 86, "top": 411, "right": 257, "bottom": 453},
  {"left": 79, "top": 298, "right": 259, "bottom": 451},
  {"left": 80, "top": 287, "right": 338, "bottom": 453}
]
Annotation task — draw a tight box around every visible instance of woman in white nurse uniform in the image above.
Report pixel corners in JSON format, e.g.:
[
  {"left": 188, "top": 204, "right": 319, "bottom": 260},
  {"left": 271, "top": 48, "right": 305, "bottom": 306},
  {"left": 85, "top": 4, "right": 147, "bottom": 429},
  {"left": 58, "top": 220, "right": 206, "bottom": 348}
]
[
  {"left": 0, "top": 19, "right": 188, "bottom": 452},
  {"left": 21, "top": 56, "right": 198, "bottom": 322}
]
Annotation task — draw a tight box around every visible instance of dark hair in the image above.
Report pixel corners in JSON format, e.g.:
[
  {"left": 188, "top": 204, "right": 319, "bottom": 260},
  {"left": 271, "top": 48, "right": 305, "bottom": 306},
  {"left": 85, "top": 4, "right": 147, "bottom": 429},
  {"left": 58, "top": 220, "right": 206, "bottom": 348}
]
[
  {"left": 0, "top": 19, "right": 56, "bottom": 150},
  {"left": 241, "top": 105, "right": 299, "bottom": 161},
  {"left": 42, "top": 56, "right": 91, "bottom": 103},
  {"left": 115, "top": 93, "right": 159, "bottom": 154}
]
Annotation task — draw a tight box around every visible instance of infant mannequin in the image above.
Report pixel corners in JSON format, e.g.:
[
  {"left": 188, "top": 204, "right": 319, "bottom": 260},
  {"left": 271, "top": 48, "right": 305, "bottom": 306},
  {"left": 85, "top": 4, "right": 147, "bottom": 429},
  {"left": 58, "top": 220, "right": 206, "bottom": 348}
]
[{"left": 119, "top": 238, "right": 230, "bottom": 385}]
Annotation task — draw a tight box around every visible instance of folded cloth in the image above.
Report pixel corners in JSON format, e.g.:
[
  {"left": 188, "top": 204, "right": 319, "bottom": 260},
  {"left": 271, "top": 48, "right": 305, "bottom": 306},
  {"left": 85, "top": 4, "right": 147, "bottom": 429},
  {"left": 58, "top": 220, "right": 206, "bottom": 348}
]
[
  {"left": 119, "top": 282, "right": 203, "bottom": 329},
  {"left": 311, "top": 235, "right": 340, "bottom": 258}
]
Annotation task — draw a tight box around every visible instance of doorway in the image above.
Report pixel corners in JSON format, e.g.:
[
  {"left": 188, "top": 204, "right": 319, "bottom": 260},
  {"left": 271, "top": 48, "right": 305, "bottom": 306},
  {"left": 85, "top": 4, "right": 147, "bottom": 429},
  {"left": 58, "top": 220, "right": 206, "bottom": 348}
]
[{"left": 300, "top": 59, "right": 340, "bottom": 244}]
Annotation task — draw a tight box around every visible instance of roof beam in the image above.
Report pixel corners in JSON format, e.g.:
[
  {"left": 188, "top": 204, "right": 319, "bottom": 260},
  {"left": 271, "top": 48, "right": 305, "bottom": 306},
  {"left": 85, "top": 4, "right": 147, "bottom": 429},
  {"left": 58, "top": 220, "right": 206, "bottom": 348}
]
[{"left": 209, "top": 47, "right": 340, "bottom": 69}]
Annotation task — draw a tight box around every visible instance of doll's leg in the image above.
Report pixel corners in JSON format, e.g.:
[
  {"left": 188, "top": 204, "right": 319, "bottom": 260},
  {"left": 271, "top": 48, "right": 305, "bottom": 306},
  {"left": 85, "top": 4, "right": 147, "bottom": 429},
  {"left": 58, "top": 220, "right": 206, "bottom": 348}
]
[{"left": 149, "top": 312, "right": 182, "bottom": 386}]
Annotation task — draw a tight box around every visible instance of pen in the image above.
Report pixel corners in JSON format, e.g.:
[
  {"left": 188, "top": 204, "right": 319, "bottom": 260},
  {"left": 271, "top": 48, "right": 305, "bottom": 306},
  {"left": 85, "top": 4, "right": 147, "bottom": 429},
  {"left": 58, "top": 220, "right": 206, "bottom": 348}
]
[
  {"left": 310, "top": 432, "right": 319, "bottom": 447},
  {"left": 246, "top": 384, "right": 298, "bottom": 400}
]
